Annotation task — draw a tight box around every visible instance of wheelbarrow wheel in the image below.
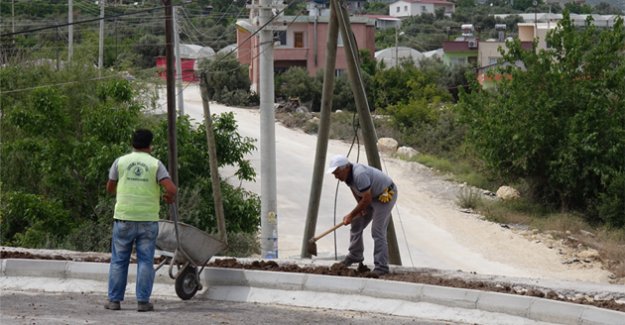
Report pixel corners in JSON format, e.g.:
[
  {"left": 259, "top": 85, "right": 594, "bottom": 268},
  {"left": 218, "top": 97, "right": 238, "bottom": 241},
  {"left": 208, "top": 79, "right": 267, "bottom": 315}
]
[{"left": 175, "top": 265, "right": 199, "bottom": 300}]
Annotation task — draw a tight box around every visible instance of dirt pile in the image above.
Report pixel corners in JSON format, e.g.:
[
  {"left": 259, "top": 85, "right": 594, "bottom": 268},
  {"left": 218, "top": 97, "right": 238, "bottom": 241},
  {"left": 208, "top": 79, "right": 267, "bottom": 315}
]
[
  {"left": 3, "top": 248, "right": 623, "bottom": 313},
  {"left": 208, "top": 258, "right": 625, "bottom": 313}
]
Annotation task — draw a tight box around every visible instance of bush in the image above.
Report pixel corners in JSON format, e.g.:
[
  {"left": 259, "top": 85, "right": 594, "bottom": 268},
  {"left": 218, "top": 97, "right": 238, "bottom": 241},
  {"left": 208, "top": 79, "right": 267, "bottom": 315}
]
[
  {"left": 596, "top": 173, "right": 625, "bottom": 228},
  {"left": 197, "top": 53, "right": 251, "bottom": 101},
  {"left": 457, "top": 13, "right": 625, "bottom": 224},
  {"left": 1, "top": 192, "right": 74, "bottom": 248},
  {"left": 221, "top": 231, "right": 261, "bottom": 257}
]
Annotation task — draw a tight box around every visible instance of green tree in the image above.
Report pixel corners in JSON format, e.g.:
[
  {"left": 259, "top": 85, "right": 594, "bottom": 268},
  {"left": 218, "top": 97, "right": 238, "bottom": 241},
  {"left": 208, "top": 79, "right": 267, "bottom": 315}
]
[
  {"left": 1, "top": 64, "right": 261, "bottom": 250},
  {"left": 458, "top": 12, "right": 625, "bottom": 226},
  {"left": 197, "top": 53, "right": 253, "bottom": 106},
  {"left": 275, "top": 67, "right": 318, "bottom": 104}
]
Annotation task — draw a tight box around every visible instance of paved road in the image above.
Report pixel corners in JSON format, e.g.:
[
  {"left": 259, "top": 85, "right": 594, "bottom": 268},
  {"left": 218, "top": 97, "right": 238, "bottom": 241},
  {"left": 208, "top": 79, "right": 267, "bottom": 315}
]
[
  {"left": 172, "top": 85, "right": 613, "bottom": 284},
  {"left": 0, "top": 290, "right": 456, "bottom": 325}
]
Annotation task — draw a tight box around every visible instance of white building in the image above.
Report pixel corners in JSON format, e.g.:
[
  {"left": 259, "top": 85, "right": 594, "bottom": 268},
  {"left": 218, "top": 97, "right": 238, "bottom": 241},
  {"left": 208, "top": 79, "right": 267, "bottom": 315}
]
[{"left": 389, "top": 0, "right": 455, "bottom": 18}]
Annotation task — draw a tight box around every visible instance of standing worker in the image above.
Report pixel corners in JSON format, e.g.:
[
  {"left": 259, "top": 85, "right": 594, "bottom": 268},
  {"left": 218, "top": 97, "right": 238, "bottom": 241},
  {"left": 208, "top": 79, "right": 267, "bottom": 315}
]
[
  {"left": 104, "top": 129, "right": 177, "bottom": 312},
  {"left": 326, "top": 154, "right": 398, "bottom": 276}
]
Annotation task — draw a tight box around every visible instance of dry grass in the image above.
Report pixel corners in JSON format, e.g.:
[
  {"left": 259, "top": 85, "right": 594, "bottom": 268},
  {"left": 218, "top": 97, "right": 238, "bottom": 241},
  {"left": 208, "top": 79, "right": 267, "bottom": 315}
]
[{"left": 478, "top": 200, "right": 625, "bottom": 281}]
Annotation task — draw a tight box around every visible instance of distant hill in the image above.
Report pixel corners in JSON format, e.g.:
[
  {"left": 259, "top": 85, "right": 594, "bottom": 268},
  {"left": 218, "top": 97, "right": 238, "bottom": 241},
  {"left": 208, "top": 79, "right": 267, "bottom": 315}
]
[{"left": 585, "top": 0, "right": 625, "bottom": 12}]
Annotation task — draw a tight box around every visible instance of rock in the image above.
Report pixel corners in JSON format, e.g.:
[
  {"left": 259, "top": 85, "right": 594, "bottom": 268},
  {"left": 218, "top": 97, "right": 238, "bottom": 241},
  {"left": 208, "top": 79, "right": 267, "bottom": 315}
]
[
  {"left": 396, "top": 146, "right": 418, "bottom": 159},
  {"left": 295, "top": 106, "right": 309, "bottom": 113},
  {"left": 496, "top": 186, "right": 520, "bottom": 200},
  {"left": 563, "top": 258, "right": 581, "bottom": 265},
  {"left": 577, "top": 248, "right": 600, "bottom": 261},
  {"left": 377, "top": 137, "right": 398, "bottom": 155}
]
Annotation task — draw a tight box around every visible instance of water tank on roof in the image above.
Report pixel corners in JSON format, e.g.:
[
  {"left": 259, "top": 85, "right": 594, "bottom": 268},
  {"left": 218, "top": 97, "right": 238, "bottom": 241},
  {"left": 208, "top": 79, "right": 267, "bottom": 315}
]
[{"left": 461, "top": 24, "right": 474, "bottom": 37}]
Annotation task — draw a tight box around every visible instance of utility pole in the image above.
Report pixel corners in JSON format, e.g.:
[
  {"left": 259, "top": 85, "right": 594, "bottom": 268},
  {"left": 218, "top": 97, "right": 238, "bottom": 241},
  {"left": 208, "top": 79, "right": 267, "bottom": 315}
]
[
  {"left": 334, "top": 0, "right": 402, "bottom": 265},
  {"left": 163, "top": 0, "right": 179, "bottom": 192},
  {"left": 395, "top": 25, "right": 398, "bottom": 67},
  {"left": 173, "top": 6, "right": 184, "bottom": 116},
  {"left": 12, "top": 0, "right": 15, "bottom": 39},
  {"left": 68, "top": 0, "right": 73, "bottom": 63},
  {"left": 301, "top": 0, "right": 339, "bottom": 258},
  {"left": 11, "top": 0, "right": 15, "bottom": 41},
  {"left": 258, "top": 0, "right": 278, "bottom": 259},
  {"left": 98, "top": 0, "right": 105, "bottom": 75},
  {"left": 199, "top": 72, "right": 227, "bottom": 244}
]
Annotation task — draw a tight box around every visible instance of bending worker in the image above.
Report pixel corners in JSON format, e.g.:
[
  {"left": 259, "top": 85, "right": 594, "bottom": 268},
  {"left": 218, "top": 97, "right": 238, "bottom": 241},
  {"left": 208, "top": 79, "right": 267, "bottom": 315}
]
[{"left": 326, "top": 154, "right": 398, "bottom": 276}]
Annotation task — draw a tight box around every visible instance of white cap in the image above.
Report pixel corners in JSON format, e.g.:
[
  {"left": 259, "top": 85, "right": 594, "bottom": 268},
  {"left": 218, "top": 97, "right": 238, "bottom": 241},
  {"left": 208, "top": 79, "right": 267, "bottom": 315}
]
[{"left": 325, "top": 154, "right": 349, "bottom": 174}]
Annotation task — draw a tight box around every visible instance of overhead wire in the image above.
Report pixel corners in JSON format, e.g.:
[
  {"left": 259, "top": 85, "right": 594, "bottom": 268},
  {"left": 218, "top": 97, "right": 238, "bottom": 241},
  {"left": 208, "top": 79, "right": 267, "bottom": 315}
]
[
  {"left": 150, "top": 0, "right": 306, "bottom": 112},
  {"left": 1, "top": 5, "right": 164, "bottom": 37},
  {"left": 3, "top": 0, "right": 305, "bottom": 112}
]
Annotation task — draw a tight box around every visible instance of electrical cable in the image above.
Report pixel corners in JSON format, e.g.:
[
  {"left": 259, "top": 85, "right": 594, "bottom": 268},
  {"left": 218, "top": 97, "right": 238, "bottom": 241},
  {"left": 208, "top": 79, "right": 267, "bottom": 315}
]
[
  {"left": 1, "top": 6, "right": 165, "bottom": 38},
  {"left": 3, "top": 0, "right": 299, "bottom": 97},
  {"left": 150, "top": 0, "right": 305, "bottom": 112},
  {"left": 379, "top": 157, "right": 415, "bottom": 267}
]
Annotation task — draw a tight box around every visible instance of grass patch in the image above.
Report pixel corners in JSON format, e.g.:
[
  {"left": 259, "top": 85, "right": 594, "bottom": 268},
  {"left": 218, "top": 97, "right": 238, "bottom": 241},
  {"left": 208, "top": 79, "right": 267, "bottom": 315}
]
[
  {"left": 222, "top": 231, "right": 261, "bottom": 257},
  {"left": 455, "top": 187, "right": 483, "bottom": 210},
  {"left": 415, "top": 153, "right": 493, "bottom": 190}
]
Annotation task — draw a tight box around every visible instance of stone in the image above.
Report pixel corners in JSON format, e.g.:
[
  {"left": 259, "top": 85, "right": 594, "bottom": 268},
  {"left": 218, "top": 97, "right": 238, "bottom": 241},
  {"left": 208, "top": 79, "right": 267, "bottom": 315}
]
[
  {"left": 396, "top": 146, "right": 418, "bottom": 159},
  {"left": 377, "top": 137, "right": 399, "bottom": 155},
  {"left": 496, "top": 186, "right": 520, "bottom": 200}
]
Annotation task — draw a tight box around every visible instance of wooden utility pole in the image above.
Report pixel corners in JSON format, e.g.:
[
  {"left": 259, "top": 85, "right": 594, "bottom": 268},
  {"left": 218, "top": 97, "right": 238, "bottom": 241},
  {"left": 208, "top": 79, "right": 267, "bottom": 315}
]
[
  {"left": 301, "top": 0, "right": 340, "bottom": 258},
  {"left": 163, "top": 0, "right": 179, "bottom": 196},
  {"left": 199, "top": 72, "right": 227, "bottom": 244}
]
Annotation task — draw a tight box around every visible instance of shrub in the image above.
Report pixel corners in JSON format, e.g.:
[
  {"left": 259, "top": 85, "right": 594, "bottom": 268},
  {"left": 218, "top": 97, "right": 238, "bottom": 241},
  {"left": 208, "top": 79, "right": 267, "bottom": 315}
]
[{"left": 1, "top": 192, "right": 73, "bottom": 248}]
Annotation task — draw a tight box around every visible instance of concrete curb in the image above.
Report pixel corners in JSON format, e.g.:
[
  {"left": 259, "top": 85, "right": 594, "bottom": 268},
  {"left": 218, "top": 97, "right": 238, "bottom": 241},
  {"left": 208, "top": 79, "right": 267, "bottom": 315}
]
[
  {"left": 2, "top": 258, "right": 624, "bottom": 325},
  {"left": 202, "top": 267, "right": 624, "bottom": 325}
]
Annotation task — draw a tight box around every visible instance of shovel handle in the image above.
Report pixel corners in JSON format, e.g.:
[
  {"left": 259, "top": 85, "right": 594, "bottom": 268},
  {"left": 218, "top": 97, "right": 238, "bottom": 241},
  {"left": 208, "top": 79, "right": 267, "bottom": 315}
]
[{"left": 312, "top": 222, "right": 344, "bottom": 242}]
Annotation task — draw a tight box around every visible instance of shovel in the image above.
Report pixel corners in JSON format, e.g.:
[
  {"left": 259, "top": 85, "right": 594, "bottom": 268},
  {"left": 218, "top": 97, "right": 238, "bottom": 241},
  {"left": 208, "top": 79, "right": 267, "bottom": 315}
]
[{"left": 307, "top": 221, "right": 345, "bottom": 256}]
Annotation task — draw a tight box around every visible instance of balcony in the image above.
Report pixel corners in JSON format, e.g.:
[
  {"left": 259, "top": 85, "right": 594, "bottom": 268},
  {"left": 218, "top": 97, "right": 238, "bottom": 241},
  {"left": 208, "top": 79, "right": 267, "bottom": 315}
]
[{"left": 274, "top": 48, "right": 309, "bottom": 61}]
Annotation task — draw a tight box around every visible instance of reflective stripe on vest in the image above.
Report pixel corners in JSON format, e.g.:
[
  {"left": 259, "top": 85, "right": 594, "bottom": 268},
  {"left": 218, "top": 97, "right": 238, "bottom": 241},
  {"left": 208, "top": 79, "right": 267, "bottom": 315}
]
[{"left": 114, "top": 152, "right": 160, "bottom": 221}]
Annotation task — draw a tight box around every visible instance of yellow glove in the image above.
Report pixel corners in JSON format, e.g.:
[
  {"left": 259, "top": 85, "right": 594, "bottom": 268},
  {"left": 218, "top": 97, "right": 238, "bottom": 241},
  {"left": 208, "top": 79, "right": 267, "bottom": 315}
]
[{"left": 378, "top": 189, "right": 394, "bottom": 203}]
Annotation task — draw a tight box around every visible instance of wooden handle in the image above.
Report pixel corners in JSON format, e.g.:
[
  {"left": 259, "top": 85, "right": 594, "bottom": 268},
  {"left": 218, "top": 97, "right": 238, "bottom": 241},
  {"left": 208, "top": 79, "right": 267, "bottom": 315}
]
[{"left": 312, "top": 222, "right": 344, "bottom": 242}]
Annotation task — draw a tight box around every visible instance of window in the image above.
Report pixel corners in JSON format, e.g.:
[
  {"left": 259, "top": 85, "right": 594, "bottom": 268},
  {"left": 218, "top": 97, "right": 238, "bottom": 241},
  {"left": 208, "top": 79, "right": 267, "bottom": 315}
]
[
  {"left": 403, "top": 5, "right": 407, "bottom": 12},
  {"left": 274, "top": 31, "right": 287, "bottom": 46},
  {"left": 335, "top": 69, "right": 345, "bottom": 77},
  {"left": 396, "top": 6, "right": 400, "bottom": 13},
  {"left": 488, "top": 57, "right": 499, "bottom": 65},
  {"left": 451, "top": 57, "right": 466, "bottom": 66},
  {"left": 294, "top": 32, "right": 304, "bottom": 48},
  {"left": 421, "top": 5, "right": 426, "bottom": 12}
]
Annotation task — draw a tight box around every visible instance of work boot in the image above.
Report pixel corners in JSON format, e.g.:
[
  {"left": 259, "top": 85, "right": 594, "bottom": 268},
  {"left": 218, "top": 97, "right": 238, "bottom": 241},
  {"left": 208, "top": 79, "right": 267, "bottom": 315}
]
[
  {"left": 137, "top": 301, "right": 154, "bottom": 312},
  {"left": 104, "top": 300, "right": 121, "bottom": 310},
  {"left": 340, "top": 256, "right": 363, "bottom": 267},
  {"left": 372, "top": 268, "right": 389, "bottom": 277}
]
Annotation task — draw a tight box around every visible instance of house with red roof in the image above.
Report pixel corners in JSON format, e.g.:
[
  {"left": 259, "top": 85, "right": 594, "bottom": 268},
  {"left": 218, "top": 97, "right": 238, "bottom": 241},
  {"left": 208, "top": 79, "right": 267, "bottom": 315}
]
[{"left": 389, "top": 0, "right": 455, "bottom": 18}]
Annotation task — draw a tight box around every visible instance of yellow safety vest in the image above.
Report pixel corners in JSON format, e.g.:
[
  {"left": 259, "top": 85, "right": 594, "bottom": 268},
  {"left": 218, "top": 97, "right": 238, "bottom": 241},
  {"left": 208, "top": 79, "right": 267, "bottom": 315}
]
[{"left": 114, "top": 152, "right": 160, "bottom": 221}]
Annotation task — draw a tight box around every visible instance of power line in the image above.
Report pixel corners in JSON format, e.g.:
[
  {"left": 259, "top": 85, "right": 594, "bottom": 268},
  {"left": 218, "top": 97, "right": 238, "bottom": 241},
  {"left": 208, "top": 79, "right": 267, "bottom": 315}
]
[{"left": 1, "top": 6, "right": 164, "bottom": 37}]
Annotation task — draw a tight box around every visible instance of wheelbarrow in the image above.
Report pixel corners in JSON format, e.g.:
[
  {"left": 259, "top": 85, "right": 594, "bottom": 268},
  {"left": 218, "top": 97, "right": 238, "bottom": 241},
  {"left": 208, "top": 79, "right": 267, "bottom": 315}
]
[{"left": 155, "top": 205, "right": 226, "bottom": 300}]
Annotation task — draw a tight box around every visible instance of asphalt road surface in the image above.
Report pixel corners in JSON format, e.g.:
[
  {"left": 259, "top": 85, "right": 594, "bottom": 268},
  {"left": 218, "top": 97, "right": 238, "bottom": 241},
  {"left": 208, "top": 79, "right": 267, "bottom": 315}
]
[{"left": 0, "top": 290, "right": 458, "bottom": 325}]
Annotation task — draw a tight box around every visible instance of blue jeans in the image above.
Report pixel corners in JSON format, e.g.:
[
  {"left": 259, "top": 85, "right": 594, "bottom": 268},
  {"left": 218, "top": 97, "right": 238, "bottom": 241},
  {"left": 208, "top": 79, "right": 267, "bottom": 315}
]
[{"left": 107, "top": 220, "right": 159, "bottom": 303}]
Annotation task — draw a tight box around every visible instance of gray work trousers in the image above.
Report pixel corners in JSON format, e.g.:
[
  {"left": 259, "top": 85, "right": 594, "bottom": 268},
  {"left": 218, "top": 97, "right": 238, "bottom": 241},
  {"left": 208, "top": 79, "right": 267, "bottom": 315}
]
[{"left": 346, "top": 186, "right": 398, "bottom": 272}]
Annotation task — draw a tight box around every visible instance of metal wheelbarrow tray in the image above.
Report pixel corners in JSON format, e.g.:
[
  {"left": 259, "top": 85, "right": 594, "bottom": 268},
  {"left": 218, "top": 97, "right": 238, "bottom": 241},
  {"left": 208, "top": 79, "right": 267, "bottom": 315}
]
[{"left": 155, "top": 219, "right": 226, "bottom": 300}]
